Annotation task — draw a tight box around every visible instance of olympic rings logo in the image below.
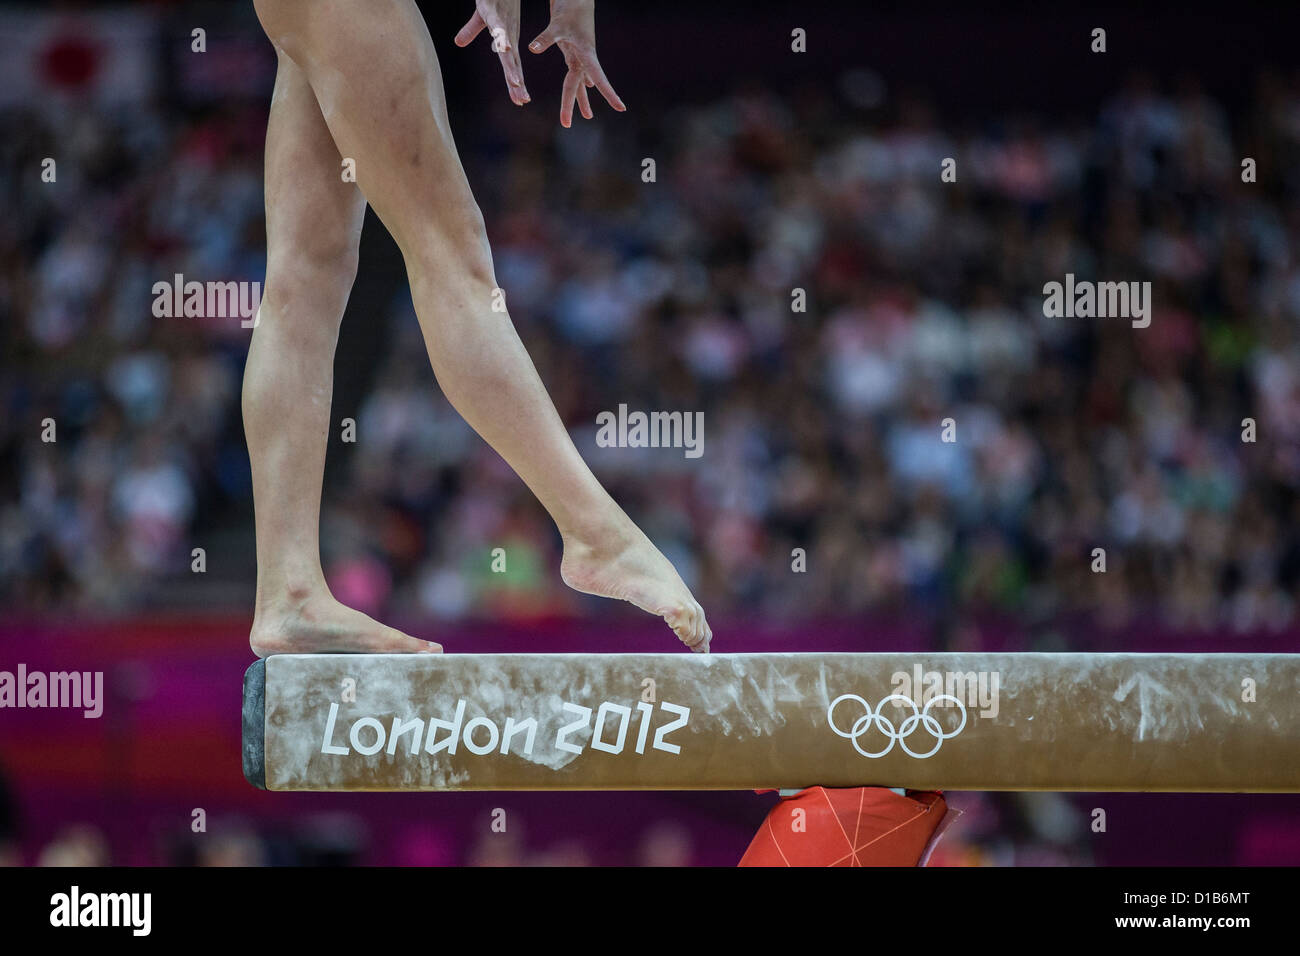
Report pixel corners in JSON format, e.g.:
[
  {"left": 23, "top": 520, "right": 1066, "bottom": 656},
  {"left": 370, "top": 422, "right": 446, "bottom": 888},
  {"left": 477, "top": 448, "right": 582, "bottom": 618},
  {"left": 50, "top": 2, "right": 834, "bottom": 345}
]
[{"left": 827, "top": 693, "right": 967, "bottom": 759}]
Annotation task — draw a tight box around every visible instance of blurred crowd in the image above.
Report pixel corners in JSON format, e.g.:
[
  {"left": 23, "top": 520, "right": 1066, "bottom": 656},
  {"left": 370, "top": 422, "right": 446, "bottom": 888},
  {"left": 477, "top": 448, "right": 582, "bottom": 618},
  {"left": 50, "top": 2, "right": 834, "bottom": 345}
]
[
  {"left": 0, "top": 755, "right": 1090, "bottom": 866},
  {"left": 2, "top": 18, "right": 1299, "bottom": 636},
  {"left": 0, "top": 68, "right": 264, "bottom": 610}
]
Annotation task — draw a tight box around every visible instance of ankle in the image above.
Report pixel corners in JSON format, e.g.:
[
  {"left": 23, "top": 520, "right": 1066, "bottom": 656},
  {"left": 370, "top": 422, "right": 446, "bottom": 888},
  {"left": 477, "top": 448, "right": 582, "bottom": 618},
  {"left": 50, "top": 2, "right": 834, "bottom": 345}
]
[
  {"left": 254, "top": 575, "right": 330, "bottom": 618},
  {"left": 560, "top": 514, "right": 637, "bottom": 559}
]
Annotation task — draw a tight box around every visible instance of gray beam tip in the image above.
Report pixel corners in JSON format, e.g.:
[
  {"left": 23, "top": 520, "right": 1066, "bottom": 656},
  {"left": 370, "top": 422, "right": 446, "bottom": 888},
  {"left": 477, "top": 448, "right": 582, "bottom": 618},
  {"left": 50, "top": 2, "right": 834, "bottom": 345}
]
[{"left": 242, "top": 659, "right": 267, "bottom": 790}]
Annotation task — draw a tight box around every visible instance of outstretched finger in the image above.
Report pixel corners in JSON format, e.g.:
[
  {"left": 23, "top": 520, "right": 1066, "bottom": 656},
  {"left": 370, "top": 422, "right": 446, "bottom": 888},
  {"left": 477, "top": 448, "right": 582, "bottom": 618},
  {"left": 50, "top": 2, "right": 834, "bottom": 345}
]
[
  {"left": 576, "top": 82, "right": 593, "bottom": 120},
  {"left": 578, "top": 53, "right": 625, "bottom": 111},
  {"left": 494, "top": 38, "right": 530, "bottom": 104},
  {"left": 559, "top": 69, "right": 580, "bottom": 127},
  {"left": 479, "top": 15, "right": 529, "bottom": 105},
  {"left": 454, "top": 10, "right": 486, "bottom": 47}
]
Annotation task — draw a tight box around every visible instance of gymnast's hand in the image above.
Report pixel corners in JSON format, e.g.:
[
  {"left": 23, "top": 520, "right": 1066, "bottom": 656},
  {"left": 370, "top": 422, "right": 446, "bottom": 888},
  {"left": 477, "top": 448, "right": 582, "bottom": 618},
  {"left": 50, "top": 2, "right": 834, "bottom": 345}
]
[
  {"left": 528, "top": 0, "right": 626, "bottom": 127},
  {"left": 455, "top": 0, "right": 531, "bottom": 107}
]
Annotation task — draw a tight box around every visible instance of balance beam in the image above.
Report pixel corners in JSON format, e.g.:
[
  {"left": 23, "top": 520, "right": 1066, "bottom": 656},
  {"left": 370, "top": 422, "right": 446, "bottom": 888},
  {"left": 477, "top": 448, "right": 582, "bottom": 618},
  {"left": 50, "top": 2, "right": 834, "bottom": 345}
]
[{"left": 242, "top": 652, "right": 1300, "bottom": 793}]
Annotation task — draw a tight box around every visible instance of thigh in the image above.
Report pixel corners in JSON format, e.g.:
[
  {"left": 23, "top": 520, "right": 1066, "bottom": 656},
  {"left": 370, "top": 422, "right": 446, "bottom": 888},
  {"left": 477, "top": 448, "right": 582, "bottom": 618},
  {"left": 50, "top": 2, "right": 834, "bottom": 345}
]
[
  {"left": 264, "top": 48, "right": 367, "bottom": 272},
  {"left": 255, "top": 0, "right": 487, "bottom": 268}
]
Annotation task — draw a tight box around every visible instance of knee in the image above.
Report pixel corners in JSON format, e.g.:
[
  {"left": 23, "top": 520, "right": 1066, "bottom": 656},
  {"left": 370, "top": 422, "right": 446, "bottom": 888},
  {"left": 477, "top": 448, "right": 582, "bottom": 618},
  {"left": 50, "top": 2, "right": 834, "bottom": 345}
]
[
  {"left": 301, "top": 238, "right": 361, "bottom": 290},
  {"left": 265, "top": 241, "right": 359, "bottom": 321},
  {"left": 402, "top": 201, "right": 497, "bottom": 291}
]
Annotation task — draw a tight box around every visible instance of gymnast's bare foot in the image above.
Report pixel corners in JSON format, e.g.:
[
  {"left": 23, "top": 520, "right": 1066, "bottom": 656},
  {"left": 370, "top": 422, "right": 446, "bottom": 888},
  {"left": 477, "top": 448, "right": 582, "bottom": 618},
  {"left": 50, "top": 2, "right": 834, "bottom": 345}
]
[
  {"left": 249, "top": 589, "right": 441, "bottom": 657},
  {"left": 560, "top": 516, "right": 712, "bottom": 652}
]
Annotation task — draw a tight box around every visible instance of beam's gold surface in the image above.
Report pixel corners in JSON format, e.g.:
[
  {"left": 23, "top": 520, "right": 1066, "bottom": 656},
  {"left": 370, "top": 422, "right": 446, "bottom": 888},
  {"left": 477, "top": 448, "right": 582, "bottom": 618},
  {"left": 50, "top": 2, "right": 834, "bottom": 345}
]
[{"left": 242, "top": 652, "right": 1300, "bottom": 792}]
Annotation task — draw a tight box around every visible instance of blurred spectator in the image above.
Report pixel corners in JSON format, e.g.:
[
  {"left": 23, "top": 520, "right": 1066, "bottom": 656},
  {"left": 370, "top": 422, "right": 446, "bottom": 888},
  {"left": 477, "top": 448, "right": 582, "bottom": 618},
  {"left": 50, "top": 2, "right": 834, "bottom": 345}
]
[{"left": 37, "top": 824, "right": 110, "bottom": 866}]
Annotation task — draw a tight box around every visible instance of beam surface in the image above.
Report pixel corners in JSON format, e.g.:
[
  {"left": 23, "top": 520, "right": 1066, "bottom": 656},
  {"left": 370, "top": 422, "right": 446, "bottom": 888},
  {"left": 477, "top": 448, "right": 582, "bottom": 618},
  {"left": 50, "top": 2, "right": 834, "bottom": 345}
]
[{"left": 243, "top": 652, "right": 1300, "bottom": 793}]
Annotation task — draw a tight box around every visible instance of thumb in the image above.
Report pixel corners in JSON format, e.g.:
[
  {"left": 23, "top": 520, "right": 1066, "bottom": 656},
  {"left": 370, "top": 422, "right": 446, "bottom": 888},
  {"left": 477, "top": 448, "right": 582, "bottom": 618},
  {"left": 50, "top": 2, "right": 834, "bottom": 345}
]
[{"left": 528, "top": 28, "right": 556, "bottom": 54}]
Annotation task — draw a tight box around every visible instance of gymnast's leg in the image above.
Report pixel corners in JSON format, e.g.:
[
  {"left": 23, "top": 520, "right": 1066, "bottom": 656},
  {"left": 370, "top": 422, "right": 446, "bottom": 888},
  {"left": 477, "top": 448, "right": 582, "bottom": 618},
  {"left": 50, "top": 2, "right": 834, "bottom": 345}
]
[
  {"left": 244, "top": 51, "right": 439, "bottom": 656},
  {"left": 251, "top": 0, "right": 711, "bottom": 650}
]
